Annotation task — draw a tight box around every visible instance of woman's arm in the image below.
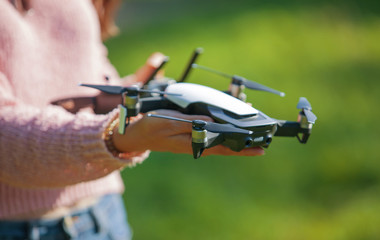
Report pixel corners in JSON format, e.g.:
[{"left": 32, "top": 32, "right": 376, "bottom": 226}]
[{"left": 0, "top": 82, "right": 147, "bottom": 189}]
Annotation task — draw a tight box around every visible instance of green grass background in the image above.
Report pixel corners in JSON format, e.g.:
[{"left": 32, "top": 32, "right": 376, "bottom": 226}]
[{"left": 105, "top": 0, "right": 380, "bottom": 239}]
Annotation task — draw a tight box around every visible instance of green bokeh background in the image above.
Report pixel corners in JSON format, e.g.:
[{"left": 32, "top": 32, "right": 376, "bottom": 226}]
[{"left": 105, "top": 0, "right": 380, "bottom": 239}]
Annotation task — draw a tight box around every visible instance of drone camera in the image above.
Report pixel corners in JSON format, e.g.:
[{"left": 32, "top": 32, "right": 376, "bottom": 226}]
[{"left": 245, "top": 137, "right": 253, "bottom": 147}]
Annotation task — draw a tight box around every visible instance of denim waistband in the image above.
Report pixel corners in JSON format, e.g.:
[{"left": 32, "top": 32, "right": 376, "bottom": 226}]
[{"left": 0, "top": 194, "right": 131, "bottom": 240}]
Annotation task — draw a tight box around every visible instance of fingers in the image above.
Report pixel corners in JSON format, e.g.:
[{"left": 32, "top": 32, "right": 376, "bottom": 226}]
[
  {"left": 120, "top": 109, "right": 266, "bottom": 157},
  {"left": 158, "top": 134, "right": 193, "bottom": 154},
  {"left": 146, "top": 52, "right": 166, "bottom": 68},
  {"left": 203, "top": 146, "right": 265, "bottom": 157},
  {"left": 142, "top": 113, "right": 193, "bottom": 135},
  {"left": 134, "top": 52, "right": 167, "bottom": 84},
  {"left": 142, "top": 131, "right": 265, "bottom": 157},
  {"left": 122, "top": 74, "right": 141, "bottom": 87}
]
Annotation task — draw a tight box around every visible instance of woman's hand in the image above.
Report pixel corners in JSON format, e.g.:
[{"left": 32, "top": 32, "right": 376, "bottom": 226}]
[
  {"left": 94, "top": 52, "right": 166, "bottom": 114},
  {"left": 112, "top": 109, "right": 265, "bottom": 157}
]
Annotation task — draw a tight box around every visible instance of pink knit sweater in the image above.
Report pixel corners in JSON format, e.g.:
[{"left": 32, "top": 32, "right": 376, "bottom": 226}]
[{"left": 0, "top": 0, "right": 148, "bottom": 218}]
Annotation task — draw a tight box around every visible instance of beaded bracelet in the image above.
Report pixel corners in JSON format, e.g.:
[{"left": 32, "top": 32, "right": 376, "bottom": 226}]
[
  {"left": 103, "top": 117, "right": 121, "bottom": 157},
  {"left": 103, "top": 114, "right": 146, "bottom": 160}
]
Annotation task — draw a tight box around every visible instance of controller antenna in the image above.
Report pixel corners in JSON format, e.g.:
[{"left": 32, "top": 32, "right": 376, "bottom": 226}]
[{"left": 178, "top": 47, "right": 203, "bottom": 82}]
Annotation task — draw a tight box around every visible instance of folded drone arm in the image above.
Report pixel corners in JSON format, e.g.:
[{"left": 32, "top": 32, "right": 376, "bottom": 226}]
[
  {"left": 192, "top": 131, "right": 225, "bottom": 159},
  {"left": 274, "top": 120, "right": 311, "bottom": 143},
  {"left": 139, "top": 97, "right": 175, "bottom": 113}
]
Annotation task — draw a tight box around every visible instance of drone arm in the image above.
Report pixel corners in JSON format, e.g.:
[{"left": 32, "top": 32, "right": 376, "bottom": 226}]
[
  {"left": 274, "top": 120, "right": 311, "bottom": 143},
  {"left": 274, "top": 120, "right": 300, "bottom": 137},
  {"left": 206, "top": 132, "right": 225, "bottom": 148},
  {"left": 192, "top": 131, "right": 224, "bottom": 159},
  {"left": 139, "top": 97, "right": 177, "bottom": 113}
]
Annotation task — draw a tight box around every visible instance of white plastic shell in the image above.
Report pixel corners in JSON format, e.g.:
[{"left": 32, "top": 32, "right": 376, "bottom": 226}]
[{"left": 165, "top": 83, "right": 258, "bottom": 116}]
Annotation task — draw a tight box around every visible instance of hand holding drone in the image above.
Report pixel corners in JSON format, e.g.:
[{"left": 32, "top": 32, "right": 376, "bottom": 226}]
[
  {"left": 81, "top": 48, "right": 317, "bottom": 159},
  {"left": 109, "top": 109, "right": 265, "bottom": 157}
]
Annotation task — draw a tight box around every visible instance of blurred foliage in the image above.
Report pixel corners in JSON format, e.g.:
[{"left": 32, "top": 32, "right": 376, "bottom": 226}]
[{"left": 105, "top": 0, "right": 380, "bottom": 239}]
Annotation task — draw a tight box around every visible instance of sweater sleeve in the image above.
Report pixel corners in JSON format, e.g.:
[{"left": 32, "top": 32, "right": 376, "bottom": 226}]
[{"left": 0, "top": 75, "right": 149, "bottom": 189}]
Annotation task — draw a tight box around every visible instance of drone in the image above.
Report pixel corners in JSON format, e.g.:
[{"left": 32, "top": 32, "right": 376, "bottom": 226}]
[{"left": 81, "top": 48, "right": 317, "bottom": 159}]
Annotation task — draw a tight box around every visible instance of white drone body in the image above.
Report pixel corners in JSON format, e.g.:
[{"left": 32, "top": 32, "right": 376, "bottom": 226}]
[{"left": 165, "top": 83, "right": 258, "bottom": 117}]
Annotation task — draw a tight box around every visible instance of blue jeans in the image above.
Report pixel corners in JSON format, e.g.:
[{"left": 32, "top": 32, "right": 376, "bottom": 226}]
[{"left": 0, "top": 194, "right": 132, "bottom": 240}]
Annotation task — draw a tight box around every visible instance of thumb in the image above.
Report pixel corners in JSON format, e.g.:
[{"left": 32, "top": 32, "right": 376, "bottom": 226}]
[{"left": 134, "top": 52, "right": 167, "bottom": 84}]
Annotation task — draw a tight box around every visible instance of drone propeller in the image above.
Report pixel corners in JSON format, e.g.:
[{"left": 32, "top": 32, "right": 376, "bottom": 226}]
[
  {"left": 79, "top": 84, "right": 126, "bottom": 95},
  {"left": 192, "top": 64, "right": 285, "bottom": 97},
  {"left": 297, "top": 97, "right": 317, "bottom": 124},
  {"left": 79, "top": 84, "right": 180, "bottom": 96},
  {"left": 232, "top": 75, "right": 285, "bottom": 97},
  {"left": 147, "top": 114, "right": 252, "bottom": 135}
]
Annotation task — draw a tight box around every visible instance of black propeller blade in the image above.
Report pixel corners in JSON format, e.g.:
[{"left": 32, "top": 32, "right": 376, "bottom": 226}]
[
  {"left": 297, "top": 97, "right": 312, "bottom": 110},
  {"left": 232, "top": 75, "right": 285, "bottom": 97},
  {"left": 80, "top": 84, "right": 126, "bottom": 95},
  {"left": 147, "top": 114, "right": 192, "bottom": 123},
  {"left": 79, "top": 84, "right": 181, "bottom": 96},
  {"left": 147, "top": 114, "right": 252, "bottom": 135},
  {"left": 192, "top": 64, "right": 285, "bottom": 97},
  {"left": 297, "top": 97, "right": 317, "bottom": 124}
]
